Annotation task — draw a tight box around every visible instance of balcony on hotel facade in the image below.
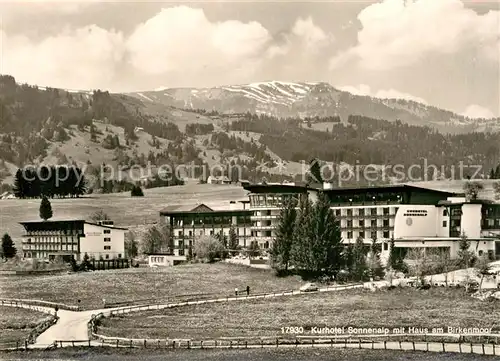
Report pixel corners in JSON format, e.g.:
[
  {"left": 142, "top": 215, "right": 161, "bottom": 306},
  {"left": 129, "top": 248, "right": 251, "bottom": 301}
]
[{"left": 249, "top": 193, "right": 303, "bottom": 209}]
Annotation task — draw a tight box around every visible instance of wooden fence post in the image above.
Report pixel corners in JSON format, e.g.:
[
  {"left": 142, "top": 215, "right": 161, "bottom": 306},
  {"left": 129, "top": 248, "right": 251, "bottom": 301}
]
[
  {"left": 144, "top": 340, "right": 147, "bottom": 348},
  {"left": 25, "top": 340, "right": 28, "bottom": 350},
  {"left": 384, "top": 340, "right": 387, "bottom": 350},
  {"left": 201, "top": 340, "right": 203, "bottom": 349},
  {"left": 187, "top": 340, "right": 190, "bottom": 349},
  {"left": 116, "top": 340, "right": 119, "bottom": 348},
  {"left": 172, "top": 341, "right": 175, "bottom": 349}
]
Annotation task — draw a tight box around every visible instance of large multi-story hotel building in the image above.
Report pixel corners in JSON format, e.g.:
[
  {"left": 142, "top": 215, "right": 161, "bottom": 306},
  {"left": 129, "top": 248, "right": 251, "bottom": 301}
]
[
  {"left": 244, "top": 183, "right": 500, "bottom": 262},
  {"left": 20, "top": 219, "right": 126, "bottom": 261},
  {"left": 159, "top": 202, "right": 252, "bottom": 257},
  {"left": 157, "top": 183, "right": 500, "bottom": 264}
]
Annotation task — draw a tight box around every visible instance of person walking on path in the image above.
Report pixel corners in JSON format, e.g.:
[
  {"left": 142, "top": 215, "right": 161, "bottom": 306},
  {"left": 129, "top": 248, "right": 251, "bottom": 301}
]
[
  {"left": 246, "top": 285, "right": 250, "bottom": 295},
  {"left": 235, "top": 287, "right": 238, "bottom": 296}
]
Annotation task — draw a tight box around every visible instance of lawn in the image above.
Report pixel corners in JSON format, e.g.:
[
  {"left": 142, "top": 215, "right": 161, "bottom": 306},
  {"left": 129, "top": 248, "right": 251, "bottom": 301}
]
[
  {"left": 99, "top": 287, "right": 500, "bottom": 340},
  {"left": 0, "top": 306, "right": 51, "bottom": 344},
  {"left": 0, "top": 263, "right": 303, "bottom": 310},
  {"left": 2, "top": 347, "right": 496, "bottom": 361},
  {"left": 0, "top": 183, "right": 247, "bottom": 241}
]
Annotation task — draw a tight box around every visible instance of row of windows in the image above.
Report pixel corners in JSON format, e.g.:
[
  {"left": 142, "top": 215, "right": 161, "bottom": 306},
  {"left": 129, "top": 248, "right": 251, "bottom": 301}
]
[
  {"left": 26, "top": 229, "right": 82, "bottom": 236},
  {"left": 151, "top": 256, "right": 165, "bottom": 263},
  {"left": 177, "top": 228, "right": 250, "bottom": 237},
  {"left": 483, "top": 219, "right": 500, "bottom": 227},
  {"left": 346, "top": 219, "right": 390, "bottom": 228},
  {"left": 335, "top": 208, "right": 393, "bottom": 217},
  {"left": 249, "top": 194, "right": 302, "bottom": 207},
  {"left": 87, "top": 253, "right": 122, "bottom": 260},
  {"left": 170, "top": 216, "right": 252, "bottom": 227},
  {"left": 345, "top": 230, "right": 391, "bottom": 239},
  {"left": 22, "top": 245, "right": 77, "bottom": 251},
  {"left": 25, "top": 239, "right": 78, "bottom": 244}
]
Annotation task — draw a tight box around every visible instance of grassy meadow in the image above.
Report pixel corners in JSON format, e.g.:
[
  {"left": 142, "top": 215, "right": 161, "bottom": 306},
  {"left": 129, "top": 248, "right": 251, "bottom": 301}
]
[
  {"left": 0, "top": 306, "right": 51, "bottom": 344},
  {"left": 99, "top": 287, "right": 500, "bottom": 340},
  {"left": 0, "top": 183, "right": 247, "bottom": 241},
  {"left": 2, "top": 347, "right": 495, "bottom": 361},
  {"left": 0, "top": 263, "right": 303, "bottom": 310}
]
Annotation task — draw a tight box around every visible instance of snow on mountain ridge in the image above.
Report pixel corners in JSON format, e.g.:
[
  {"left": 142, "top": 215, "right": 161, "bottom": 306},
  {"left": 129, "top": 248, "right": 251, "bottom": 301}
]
[{"left": 217, "top": 81, "right": 324, "bottom": 106}]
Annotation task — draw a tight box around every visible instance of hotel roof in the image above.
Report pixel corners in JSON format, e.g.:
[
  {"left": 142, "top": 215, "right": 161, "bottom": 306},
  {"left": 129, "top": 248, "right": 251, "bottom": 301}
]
[
  {"left": 243, "top": 183, "right": 464, "bottom": 196},
  {"left": 19, "top": 219, "right": 128, "bottom": 230},
  {"left": 159, "top": 203, "right": 251, "bottom": 215}
]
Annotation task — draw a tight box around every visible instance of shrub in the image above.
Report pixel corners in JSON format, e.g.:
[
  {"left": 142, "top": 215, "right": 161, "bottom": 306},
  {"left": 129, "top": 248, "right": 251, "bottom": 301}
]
[
  {"left": 131, "top": 185, "right": 144, "bottom": 197},
  {"left": 194, "top": 235, "right": 224, "bottom": 263}
]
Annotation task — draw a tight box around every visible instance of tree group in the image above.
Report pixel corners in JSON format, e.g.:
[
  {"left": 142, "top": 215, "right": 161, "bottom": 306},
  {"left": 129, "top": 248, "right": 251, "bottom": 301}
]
[
  {"left": 271, "top": 192, "right": 350, "bottom": 280},
  {"left": 13, "top": 166, "right": 86, "bottom": 198}
]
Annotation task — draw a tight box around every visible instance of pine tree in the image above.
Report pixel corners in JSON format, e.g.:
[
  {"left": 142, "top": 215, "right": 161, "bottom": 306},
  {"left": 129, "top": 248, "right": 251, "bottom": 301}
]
[
  {"left": 247, "top": 240, "right": 261, "bottom": 258},
  {"left": 217, "top": 231, "right": 229, "bottom": 259},
  {"left": 271, "top": 196, "right": 297, "bottom": 272},
  {"left": 39, "top": 196, "right": 53, "bottom": 221},
  {"left": 228, "top": 226, "right": 239, "bottom": 257},
  {"left": 290, "top": 195, "right": 314, "bottom": 274},
  {"left": 368, "top": 238, "right": 385, "bottom": 280},
  {"left": 352, "top": 236, "right": 368, "bottom": 281},
  {"left": 291, "top": 192, "right": 342, "bottom": 279},
  {"left": 1, "top": 233, "right": 16, "bottom": 259},
  {"left": 69, "top": 256, "right": 78, "bottom": 272},
  {"left": 387, "top": 238, "right": 397, "bottom": 270},
  {"left": 344, "top": 244, "right": 354, "bottom": 275},
  {"left": 309, "top": 191, "right": 343, "bottom": 277},
  {"left": 457, "top": 233, "right": 475, "bottom": 268},
  {"left": 13, "top": 169, "right": 25, "bottom": 198}
]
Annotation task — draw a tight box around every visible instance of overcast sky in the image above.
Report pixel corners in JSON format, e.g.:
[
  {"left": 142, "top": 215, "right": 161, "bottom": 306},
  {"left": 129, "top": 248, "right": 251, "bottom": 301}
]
[{"left": 0, "top": 0, "right": 498, "bottom": 118}]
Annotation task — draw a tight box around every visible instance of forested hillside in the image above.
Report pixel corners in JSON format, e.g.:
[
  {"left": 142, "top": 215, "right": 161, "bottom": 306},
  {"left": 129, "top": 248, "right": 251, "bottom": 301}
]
[{"left": 0, "top": 74, "right": 499, "bottom": 191}]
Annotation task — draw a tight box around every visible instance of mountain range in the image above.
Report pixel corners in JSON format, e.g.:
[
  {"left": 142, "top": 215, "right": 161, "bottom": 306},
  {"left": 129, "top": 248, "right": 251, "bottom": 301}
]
[
  {"left": 1, "top": 74, "right": 500, "bottom": 191},
  {"left": 126, "top": 81, "right": 500, "bottom": 134}
]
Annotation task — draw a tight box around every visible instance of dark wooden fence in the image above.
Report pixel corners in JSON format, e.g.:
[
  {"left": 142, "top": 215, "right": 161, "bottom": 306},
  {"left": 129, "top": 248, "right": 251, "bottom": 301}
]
[{"left": 48, "top": 337, "right": 500, "bottom": 356}]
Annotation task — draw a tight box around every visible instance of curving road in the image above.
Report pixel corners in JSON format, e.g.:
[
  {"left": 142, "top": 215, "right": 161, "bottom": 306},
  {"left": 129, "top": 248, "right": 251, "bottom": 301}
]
[
  {"left": 3, "top": 284, "right": 363, "bottom": 348},
  {"left": 3, "top": 282, "right": 499, "bottom": 356}
]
